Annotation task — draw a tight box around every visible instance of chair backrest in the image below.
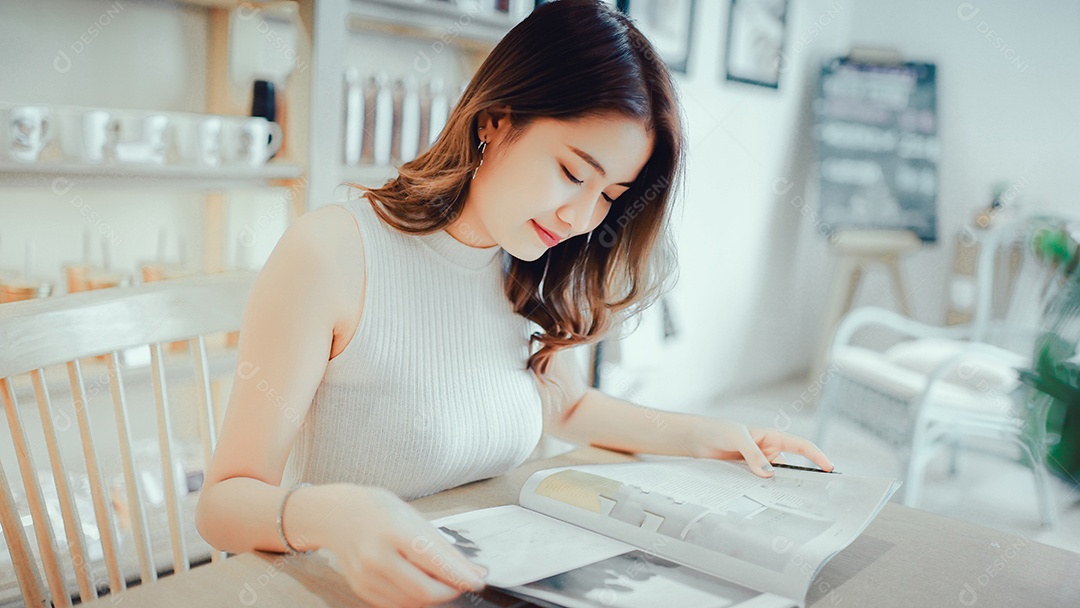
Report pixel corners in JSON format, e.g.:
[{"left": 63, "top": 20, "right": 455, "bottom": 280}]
[
  {"left": 971, "top": 208, "right": 1080, "bottom": 355},
  {"left": 0, "top": 270, "right": 255, "bottom": 607}
]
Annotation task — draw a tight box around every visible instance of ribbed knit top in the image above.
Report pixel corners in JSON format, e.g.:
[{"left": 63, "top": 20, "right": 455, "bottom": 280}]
[{"left": 281, "top": 197, "right": 545, "bottom": 501}]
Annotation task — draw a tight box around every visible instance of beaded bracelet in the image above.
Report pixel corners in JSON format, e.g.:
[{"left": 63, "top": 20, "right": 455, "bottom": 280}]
[{"left": 277, "top": 482, "right": 314, "bottom": 555}]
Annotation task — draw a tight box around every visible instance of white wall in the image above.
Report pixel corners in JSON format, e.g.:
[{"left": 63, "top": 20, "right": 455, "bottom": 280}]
[
  {"left": 607, "top": 0, "right": 1080, "bottom": 412},
  {"left": 0, "top": 1, "right": 207, "bottom": 110},
  {"left": 605, "top": 0, "right": 854, "bottom": 410}
]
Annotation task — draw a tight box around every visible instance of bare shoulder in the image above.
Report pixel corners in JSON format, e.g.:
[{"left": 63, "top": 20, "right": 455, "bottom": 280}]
[
  {"left": 290, "top": 204, "right": 363, "bottom": 249},
  {"left": 286, "top": 203, "right": 367, "bottom": 358}
]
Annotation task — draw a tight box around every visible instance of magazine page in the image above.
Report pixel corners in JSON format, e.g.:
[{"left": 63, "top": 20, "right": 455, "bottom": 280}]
[
  {"left": 517, "top": 457, "right": 899, "bottom": 603},
  {"left": 430, "top": 506, "right": 797, "bottom": 608},
  {"left": 500, "top": 549, "right": 797, "bottom": 608},
  {"left": 429, "top": 505, "right": 635, "bottom": 588}
]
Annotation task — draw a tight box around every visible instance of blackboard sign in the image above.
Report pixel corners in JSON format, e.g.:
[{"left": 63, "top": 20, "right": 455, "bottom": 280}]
[{"left": 813, "top": 57, "right": 939, "bottom": 242}]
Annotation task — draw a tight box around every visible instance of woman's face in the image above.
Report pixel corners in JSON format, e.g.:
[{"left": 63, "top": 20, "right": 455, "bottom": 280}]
[{"left": 452, "top": 111, "right": 654, "bottom": 261}]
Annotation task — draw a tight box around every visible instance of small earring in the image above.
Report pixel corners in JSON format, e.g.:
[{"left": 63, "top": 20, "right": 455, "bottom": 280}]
[{"left": 472, "top": 138, "right": 487, "bottom": 180}]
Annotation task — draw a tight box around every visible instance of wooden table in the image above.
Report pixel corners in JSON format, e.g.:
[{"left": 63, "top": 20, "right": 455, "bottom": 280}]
[{"left": 83, "top": 446, "right": 1080, "bottom": 607}]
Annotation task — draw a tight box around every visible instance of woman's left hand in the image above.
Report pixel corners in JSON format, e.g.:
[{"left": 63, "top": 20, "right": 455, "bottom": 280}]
[{"left": 683, "top": 416, "right": 834, "bottom": 478}]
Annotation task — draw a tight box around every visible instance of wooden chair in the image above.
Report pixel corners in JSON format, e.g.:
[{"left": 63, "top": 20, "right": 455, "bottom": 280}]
[{"left": 0, "top": 270, "right": 256, "bottom": 606}]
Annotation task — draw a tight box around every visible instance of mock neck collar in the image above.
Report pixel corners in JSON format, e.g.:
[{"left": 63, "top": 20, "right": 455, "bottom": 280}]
[{"left": 417, "top": 228, "right": 502, "bottom": 270}]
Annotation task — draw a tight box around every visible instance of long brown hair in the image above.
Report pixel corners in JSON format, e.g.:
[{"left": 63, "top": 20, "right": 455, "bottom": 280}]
[{"left": 351, "top": 0, "right": 685, "bottom": 387}]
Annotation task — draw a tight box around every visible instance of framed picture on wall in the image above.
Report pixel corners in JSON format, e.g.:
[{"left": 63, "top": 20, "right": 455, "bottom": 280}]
[
  {"left": 723, "top": 0, "right": 789, "bottom": 89},
  {"left": 625, "top": 0, "right": 696, "bottom": 74}
]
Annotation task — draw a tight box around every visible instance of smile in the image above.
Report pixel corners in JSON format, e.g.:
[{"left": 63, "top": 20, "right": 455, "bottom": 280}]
[{"left": 531, "top": 220, "right": 561, "bottom": 247}]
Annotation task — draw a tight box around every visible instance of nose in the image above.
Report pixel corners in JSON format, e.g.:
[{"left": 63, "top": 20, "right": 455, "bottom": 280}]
[{"left": 555, "top": 191, "right": 601, "bottom": 236}]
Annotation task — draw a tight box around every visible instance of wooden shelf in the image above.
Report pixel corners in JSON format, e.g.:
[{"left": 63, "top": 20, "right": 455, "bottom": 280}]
[
  {"left": 347, "top": 0, "right": 523, "bottom": 45},
  {"left": 0, "top": 161, "right": 304, "bottom": 190}
]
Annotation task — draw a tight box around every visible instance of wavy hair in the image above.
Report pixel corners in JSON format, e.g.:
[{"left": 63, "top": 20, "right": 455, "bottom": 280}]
[{"left": 350, "top": 0, "right": 685, "bottom": 388}]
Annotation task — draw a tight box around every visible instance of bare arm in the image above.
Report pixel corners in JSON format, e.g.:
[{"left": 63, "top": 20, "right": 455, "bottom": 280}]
[
  {"left": 195, "top": 205, "right": 355, "bottom": 554},
  {"left": 537, "top": 345, "right": 691, "bottom": 454},
  {"left": 543, "top": 348, "right": 832, "bottom": 475},
  {"left": 194, "top": 206, "right": 487, "bottom": 606},
  {"left": 553, "top": 387, "right": 701, "bottom": 455}
]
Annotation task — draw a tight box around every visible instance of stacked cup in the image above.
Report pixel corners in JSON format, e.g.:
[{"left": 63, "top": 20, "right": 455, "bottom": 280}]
[{"left": 0, "top": 240, "right": 53, "bottom": 304}]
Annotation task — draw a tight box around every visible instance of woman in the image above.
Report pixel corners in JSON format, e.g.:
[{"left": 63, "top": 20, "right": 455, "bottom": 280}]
[{"left": 195, "top": 1, "right": 833, "bottom": 606}]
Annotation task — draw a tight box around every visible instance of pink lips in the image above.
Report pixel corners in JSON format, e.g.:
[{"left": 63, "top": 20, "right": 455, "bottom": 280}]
[{"left": 531, "top": 220, "right": 561, "bottom": 247}]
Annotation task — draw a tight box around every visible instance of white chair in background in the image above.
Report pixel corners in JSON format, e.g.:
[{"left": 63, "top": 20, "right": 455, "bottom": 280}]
[
  {"left": 814, "top": 209, "right": 1080, "bottom": 527},
  {"left": 0, "top": 271, "right": 255, "bottom": 606}
]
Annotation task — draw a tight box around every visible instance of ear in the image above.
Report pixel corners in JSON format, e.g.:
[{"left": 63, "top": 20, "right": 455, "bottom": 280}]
[{"left": 476, "top": 104, "right": 513, "bottom": 136}]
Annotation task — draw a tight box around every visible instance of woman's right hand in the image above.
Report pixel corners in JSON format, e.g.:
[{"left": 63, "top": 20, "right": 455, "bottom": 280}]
[{"left": 304, "top": 484, "right": 489, "bottom": 607}]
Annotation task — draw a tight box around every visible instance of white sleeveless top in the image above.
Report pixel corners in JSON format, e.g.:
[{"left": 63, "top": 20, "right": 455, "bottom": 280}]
[{"left": 282, "top": 197, "right": 545, "bottom": 500}]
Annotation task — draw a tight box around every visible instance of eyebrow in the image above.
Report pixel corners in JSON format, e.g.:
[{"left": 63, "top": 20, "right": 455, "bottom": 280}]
[{"left": 568, "top": 146, "right": 636, "bottom": 187}]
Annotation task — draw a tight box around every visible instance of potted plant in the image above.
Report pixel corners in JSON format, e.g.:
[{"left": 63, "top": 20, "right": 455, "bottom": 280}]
[{"left": 1017, "top": 225, "right": 1080, "bottom": 482}]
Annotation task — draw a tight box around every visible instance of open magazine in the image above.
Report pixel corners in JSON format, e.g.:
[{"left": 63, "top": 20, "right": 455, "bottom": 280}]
[{"left": 430, "top": 456, "right": 900, "bottom": 608}]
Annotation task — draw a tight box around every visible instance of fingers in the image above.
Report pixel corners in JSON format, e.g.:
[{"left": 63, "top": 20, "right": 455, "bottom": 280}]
[
  {"left": 692, "top": 418, "right": 837, "bottom": 477},
  {"left": 774, "top": 433, "right": 834, "bottom": 472},
  {"left": 345, "top": 555, "right": 469, "bottom": 608},
  {"left": 332, "top": 489, "right": 487, "bottom": 607},
  {"left": 380, "top": 554, "right": 464, "bottom": 606},
  {"left": 733, "top": 425, "right": 776, "bottom": 478},
  {"left": 399, "top": 526, "right": 487, "bottom": 594},
  {"left": 747, "top": 427, "right": 834, "bottom": 472}
]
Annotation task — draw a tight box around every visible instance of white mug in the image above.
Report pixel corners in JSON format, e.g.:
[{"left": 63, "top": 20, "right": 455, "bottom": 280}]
[
  {"left": 81, "top": 110, "right": 115, "bottom": 163},
  {"left": 226, "top": 116, "right": 282, "bottom": 167},
  {"left": 58, "top": 107, "right": 114, "bottom": 163},
  {"left": 173, "top": 113, "right": 223, "bottom": 166},
  {"left": 141, "top": 114, "right": 170, "bottom": 159},
  {"left": 6, "top": 105, "right": 52, "bottom": 162},
  {"left": 114, "top": 113, "right": 170, "bottom": 165}
]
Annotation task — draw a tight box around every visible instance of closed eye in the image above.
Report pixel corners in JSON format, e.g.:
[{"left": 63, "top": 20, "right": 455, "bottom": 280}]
[
  {"left": 561, "top": 166, "right": 583, "bottom": 185},
  {"left": 563, "top": 165, "right": 618, "bottom": 204}
]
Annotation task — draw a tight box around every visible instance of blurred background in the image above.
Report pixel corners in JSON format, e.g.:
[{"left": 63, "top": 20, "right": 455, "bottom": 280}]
[{"left": 1, "top": 1, "right": 1078, "bottom": 603}]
